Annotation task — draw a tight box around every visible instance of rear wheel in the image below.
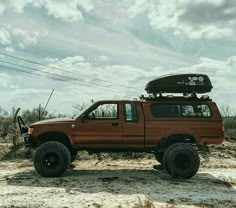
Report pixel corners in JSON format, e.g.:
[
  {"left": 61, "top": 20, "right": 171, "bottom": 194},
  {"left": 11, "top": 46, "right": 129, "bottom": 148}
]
[
  {"left": 164, "top": 143, "right": 200, "bottom": 179},
  {"left": 34, "top": 141, "right": 71, "bottom": 177}
]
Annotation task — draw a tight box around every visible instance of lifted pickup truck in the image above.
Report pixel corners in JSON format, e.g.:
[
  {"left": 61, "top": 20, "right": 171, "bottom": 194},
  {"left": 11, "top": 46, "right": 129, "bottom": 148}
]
[{"left": 18, "top": 74, "right": 224, "bottom": 178}]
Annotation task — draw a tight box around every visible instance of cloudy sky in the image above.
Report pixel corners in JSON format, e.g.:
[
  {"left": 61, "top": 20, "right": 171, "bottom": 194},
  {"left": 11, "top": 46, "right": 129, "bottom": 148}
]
[{"left": 0, "top": 0, "right": 235, "bottom": 115}]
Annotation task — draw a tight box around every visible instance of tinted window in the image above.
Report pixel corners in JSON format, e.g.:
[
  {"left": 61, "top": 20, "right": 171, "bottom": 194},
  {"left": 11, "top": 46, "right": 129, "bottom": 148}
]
[
  {"left": 124, "top": 103, "right": 138, "bottom": 122},
  {"left": 151, "top": 104, "right": 180, "bottom": 117},
  {"left": 151, "top": 103, "right": 212, "bottom": 118}
]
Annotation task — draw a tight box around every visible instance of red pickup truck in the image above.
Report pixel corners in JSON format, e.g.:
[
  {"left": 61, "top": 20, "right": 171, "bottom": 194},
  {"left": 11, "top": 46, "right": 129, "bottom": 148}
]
[{"left": 18, "top": 74, "right": 224, "bottom": 179}]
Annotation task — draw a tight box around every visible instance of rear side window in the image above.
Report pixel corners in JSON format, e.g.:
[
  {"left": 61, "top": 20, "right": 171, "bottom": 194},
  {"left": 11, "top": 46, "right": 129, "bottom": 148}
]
[
  {"left": 195, "top": 104, "right": 212, "bottom": 117},
  {"left": 151, "top": 104, "right": 180, "bottom": 117},
  {"left": 151, "top": 103, "right": 212, "bottom": 118}
]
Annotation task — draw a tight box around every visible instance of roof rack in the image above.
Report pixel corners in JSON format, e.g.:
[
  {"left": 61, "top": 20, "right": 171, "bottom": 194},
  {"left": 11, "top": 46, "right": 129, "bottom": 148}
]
[{"left": 139, "top": 93, "right": 211, "bottom": 101}]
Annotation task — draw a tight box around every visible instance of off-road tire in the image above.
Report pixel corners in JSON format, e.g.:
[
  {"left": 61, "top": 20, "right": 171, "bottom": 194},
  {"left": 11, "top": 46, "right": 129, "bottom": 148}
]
[
  {"left": 154, "top": 152, "right": 164, "bottom": 164},
  {"left": 162, "top": 145, "right": 173, "bottom": 174},
  {"left": 165, "top": 143, "right": 200, "bottom": 179},
  {"left": 34, "top": 141, "right": 71, "bottom": 177}
]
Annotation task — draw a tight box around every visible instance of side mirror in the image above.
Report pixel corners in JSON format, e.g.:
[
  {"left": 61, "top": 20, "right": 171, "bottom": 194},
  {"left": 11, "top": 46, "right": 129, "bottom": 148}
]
[{"left": 80, "top": 114, "right": 87, "bottom": 122}]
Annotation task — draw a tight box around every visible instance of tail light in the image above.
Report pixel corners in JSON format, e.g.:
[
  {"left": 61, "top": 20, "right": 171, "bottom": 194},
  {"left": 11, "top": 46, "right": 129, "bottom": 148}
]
[{"left": 221, "top": 124, "right": 225, "bottom": 132}]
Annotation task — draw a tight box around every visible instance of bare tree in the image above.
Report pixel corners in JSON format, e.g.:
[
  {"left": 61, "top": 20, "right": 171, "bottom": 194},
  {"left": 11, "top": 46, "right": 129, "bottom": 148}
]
[
  {"left": 72, "top": 102, "right": 91, "bottom": 118},
  {"left": 220, "top": 105, "right": 236, "bottom": 130}
]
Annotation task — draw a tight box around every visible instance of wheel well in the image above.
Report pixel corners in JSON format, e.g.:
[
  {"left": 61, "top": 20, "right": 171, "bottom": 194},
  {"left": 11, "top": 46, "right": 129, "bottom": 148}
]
[
  {"left": 37, "top": 132, "right": 72, "bottom": 150},
  {"left": 157, "top": 134, "right": 197, "bottom": 151}
]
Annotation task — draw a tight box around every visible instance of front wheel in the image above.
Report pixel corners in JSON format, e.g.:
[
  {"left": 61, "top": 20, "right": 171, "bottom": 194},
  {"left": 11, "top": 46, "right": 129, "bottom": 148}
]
[
  {"left": 154, "top": 152, "right": 164, "bottom": 164},
  {"left": 34, "top": 141, "right": 71, "bottom": 177},
  {"left": 163, "top": 143, "right": 200, "bottom": 179},
  {"left": 70, "top": 150, "right": 78, "bottom": 163}
]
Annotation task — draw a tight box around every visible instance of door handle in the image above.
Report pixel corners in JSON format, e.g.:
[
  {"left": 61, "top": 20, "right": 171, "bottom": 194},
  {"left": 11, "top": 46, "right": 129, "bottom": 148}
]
[{"left": 112, "top": 122, "right": 119, "bottom": 126}]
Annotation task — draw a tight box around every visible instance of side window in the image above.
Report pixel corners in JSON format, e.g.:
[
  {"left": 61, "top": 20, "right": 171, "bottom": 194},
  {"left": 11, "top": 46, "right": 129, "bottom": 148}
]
[
  {"left": 151, "top": 104, "right": 180, "bottom": 117},
  {"left": 181, "top": 105, "right": 196, "bottom": 117},
  {"left": 124, "top": 103, "right": 138, "bottom": 122},
  {"left": 196, "top": 104, "right": 212, "bottom": 117},
  {"left": 151, "top": 103, "right": 212, "bottom": 118},
  {"left": 88, "top": 103, "right": 118, "bottom": 119}
]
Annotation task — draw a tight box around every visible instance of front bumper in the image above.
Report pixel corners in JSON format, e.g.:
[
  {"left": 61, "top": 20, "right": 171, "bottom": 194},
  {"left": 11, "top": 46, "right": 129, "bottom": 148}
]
[{"left": 22, "top": 133, "right": 34, "bottom": 147}]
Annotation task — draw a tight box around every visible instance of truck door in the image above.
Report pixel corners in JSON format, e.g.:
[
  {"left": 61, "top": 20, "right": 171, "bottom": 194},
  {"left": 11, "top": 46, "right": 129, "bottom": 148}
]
[
  {"left": 122, "top": 102, "right": 145, "bottom": 148},
  {"left": 74, "top": 102, "right": 123, "bottom": 149}
]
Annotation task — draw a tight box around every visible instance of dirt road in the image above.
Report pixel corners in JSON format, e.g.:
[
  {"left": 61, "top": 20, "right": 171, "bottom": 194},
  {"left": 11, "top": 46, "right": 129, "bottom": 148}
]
[{"left": 0, "top": 158, "right": 235, "bottom": 208}]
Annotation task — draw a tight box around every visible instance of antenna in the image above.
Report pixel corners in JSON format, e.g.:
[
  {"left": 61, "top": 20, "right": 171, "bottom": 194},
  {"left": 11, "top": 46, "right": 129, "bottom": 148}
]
[{"left": 42, "top": 89, "right": 55, "bottom": 119}]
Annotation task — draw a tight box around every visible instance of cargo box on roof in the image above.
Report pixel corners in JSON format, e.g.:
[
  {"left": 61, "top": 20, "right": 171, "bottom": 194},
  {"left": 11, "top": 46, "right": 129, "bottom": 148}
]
[{"left": 145, "top": 74, "right": 213, "bottom": 94}]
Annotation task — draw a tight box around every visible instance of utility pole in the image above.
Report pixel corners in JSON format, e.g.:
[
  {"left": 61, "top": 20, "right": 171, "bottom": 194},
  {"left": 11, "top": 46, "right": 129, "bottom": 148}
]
[
  {"left": 12, "top": 107, "right": 17, "bottom": 147},
  {"left": 42, "top": 89, "right": 54, "bottom": 119}
]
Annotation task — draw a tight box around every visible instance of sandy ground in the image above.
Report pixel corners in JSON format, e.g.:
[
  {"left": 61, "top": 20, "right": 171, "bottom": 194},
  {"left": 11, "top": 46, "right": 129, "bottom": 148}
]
[{"left": 0, "top": 142, "right": 235, "bottom": 208}]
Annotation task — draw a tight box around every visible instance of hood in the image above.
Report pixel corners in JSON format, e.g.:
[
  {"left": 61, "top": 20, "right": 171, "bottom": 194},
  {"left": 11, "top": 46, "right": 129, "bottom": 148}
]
[{"left": 31, "top": 118, "right": 74, "bottom": 126}]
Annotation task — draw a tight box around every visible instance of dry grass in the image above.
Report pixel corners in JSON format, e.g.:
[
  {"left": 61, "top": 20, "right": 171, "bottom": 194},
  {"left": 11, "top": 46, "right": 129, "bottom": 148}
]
[
  {"left": 133, "top": 197, "right": 156, "bottom": 208},
  {"left": 194, "top": 200, "right": 236, "bottom": 208},
  {"left": 225, "top": 129, "right": 236, "bottom": 140},
  {"left": 0, "top": 143, "right": 34, "bottom": 160}
]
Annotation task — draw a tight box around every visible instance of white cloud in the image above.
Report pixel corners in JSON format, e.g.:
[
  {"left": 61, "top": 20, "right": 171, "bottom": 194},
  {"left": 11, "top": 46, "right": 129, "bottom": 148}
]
[
  {"left": 40, "top": 56, "right": 148, "bottom": 95},
  {"left": 76, "top": 0, "right": 94, "bottom": 12},
  {"left": 45, "top": 0, "right": 83, "bottom": 22},
  {"left": 0, "top": 25, "right": 47, "bottom": 49},
  {"left": 95, "top": 56, "right": 110, "bottom": 62},
  {"left": 45, "top": 57, "right": 59, "bottom": 63},
  {"left": 0, "top": 0, "right": 32, "bottom": 14},
  {"left": 12, "top": 28, "right": 40, "bottom": 47},
  {"left": 0, "top": 28, "right": 11, "bottom": 45},
  {"left": 0, "top": 73, "right": 13, "bottom": 87},
  {"left": 45, "top": 0, "right": 94, "bottom": 22},
  {"left": 178, "top": 26, "right": 233, "bottom": 40},
  {"left": 4, "top": 46, "right": 15, "bottom": 53},
  {"left": 62, "top": 56, "right": 86, "bottom": 64},
  {"left": 127, "top": 0, "right": 150, "bottom": 18},
  {"left": 128, "top": 0, "right": 236, "bottom": 39},
  {"left": 0, "top": 0, "right": 94, "bottom": 23}
]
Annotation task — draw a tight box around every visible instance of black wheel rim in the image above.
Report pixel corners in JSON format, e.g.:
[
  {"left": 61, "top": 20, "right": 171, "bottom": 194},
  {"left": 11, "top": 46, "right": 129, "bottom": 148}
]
[
  {"left": 174, "top": 153, "right": 190, "bottom": 169},
  {"left": 43, "top": 152, "right": 60, "bottom": 169}
]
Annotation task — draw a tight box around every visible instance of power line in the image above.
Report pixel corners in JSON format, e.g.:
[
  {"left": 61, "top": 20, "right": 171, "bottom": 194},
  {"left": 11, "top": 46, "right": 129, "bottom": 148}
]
[
  {"left": 0, "top": 51, "right": 140, "bottom": 91},
  {"left": 0, "top": 60, "right": 136, "bottom": 94},
  {"left": 0, "top": 65, "right": 135, "bottom": 95},
  {"left": 11, "top": 39, "right": 66, "bottom": 59},
  {"left": 29, "top": 46, "right": 65, "bottom": 58}
]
